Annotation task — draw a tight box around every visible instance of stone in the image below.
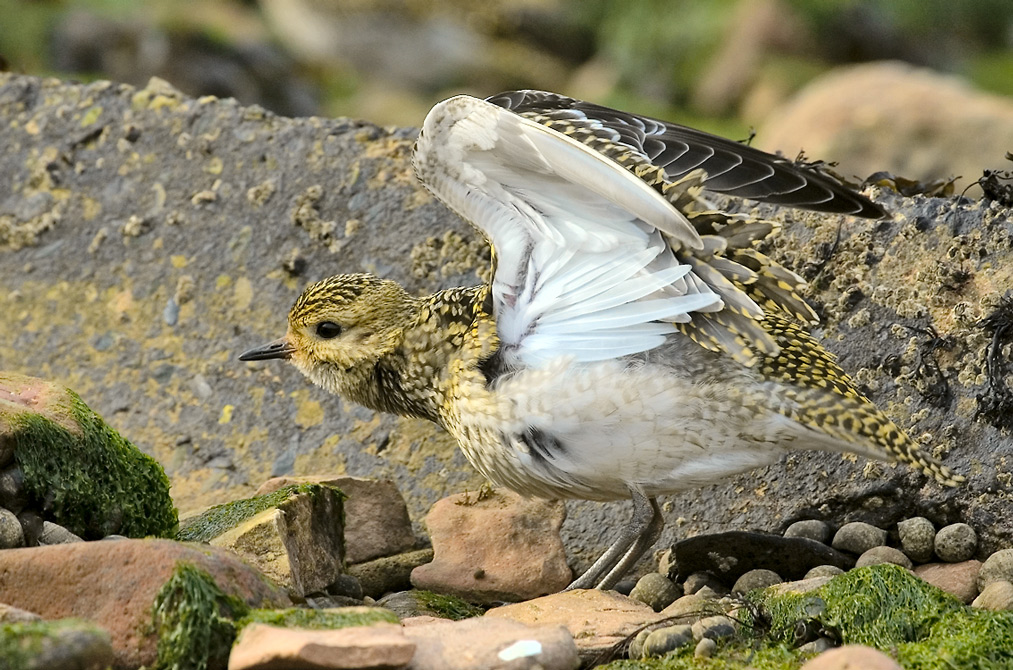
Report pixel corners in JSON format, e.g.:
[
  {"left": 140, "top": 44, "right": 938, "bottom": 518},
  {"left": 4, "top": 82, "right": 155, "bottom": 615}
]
[
  {"left": 695, "top": 636, "right": 717, "bottom": 658},
  {"left": 0, "top": 372, "right": 177, "bottom": 540},
  {"left": 913, "top": 560, "right": 981, "bottom": 604},
  {"left": 628, "top": 572, "right": 682, "bottom": 611},
  {"left": 180, "top": 484, "right": 345, "bottom": 597},
  {"left": 972, "top": 580, "right": 1013, "bottom": 611},
  {"left": 831, "top": 522, "right": 887, "bottom": 555},
  {"left": 328, "top": 573, "right": 364, "bottom": 601},
  {"left": 411, "top": 489, "right": 570, "bottom": 604},
  {"left": 682, "top": 571, "right": 725, "bottom": 595},
  {"left": 228, "top": 622, "right": 415, "bottom": 670},
  {"left": 0, "top": 464, "right": 27, "bottom": 514},
  {"left": 732, "top": 568, "right": 782, "bottom": 594},
  {"left": 674, "top": 531, "right": 854, "bottom": 583},
  {"left": 784, "top": 520, "right": 831, "bottom": 543},
  {"left": 804, "top": 565, "right": 845, "bottom": 580},
  {"left": 978, "top": 549, "right": 1013, "bottom": 590},
  {"left": 38, "top": 521, "right": 83, "bottom": 545},
  {"left": 766, "top": 576, "right": 835, "bottom": 597},
  {"left": 798, "top": 637, "right": 835, "bottom": 655},
  {"left": 0, "top": 539, "right": 290, "bottom": 668},
  {"left": 758, "top": 62, "right": 1013, "bottom": 197},
  {"left": 897, "top": 517, "right": 936, "bottom": 564},
  {"left": 855, "top": 546, "right": 913, "bottom": 570},
  {"left": 642, "top": 624, "right": 693, "bottom": 657},
  {"left": 0, "top": 602, "right": 41, "bottom": 623},
  {"left": 798, "top": 644, "right": 903, "bottom": 670},
  {"left": 0, "top": 506, "right": 25, "bottom": 548},
  {"left": 934, "top": 523, "right": 977, "bottom": 563},
  {"left": 256, "top": 475, "right": 416, "bottom": 564},
  {"left": 486, "top": 589, "right": 663, "bottom": 662},
  {"left": 659, "top": 593, "right": 723, "bottom": 624},
  {"left": 377, "top": 590, "right": 481, "bottom": 621},
  {"left": 349, "top": 548, "right": 434, "bottom": 599},
  {"left": 405, "top": 616, "right": 579, "bottom": 670},
  {"left": 0, "top": 619, "right": 114, "bottom": 670},
  {"left": 691, "top": 615, "right": 736, "bottom": 641}
]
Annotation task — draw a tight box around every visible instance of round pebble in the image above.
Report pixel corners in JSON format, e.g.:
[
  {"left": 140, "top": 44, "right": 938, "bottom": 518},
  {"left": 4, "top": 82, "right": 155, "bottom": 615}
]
[
  {"left": 38, "top": 521, "right": 83, "bottom": 545},
  {"left": 799, "top": 644, "right": 903, "bottom": 669},
  {"left": 897, "top": 517, "right": 936, "bottom": 563},
  {"left": 855, "top": 546, "right": 913, "bottom": 570},
  {"left": 660, "top": 593, "right": 708, "bottom": 621},
  {"left": 972, "top": 580, "right": 1013, "bottom": 611},
  {"left": 732, "top": 569, "right": 782, "bottom": 594},
  {"left": 805, "top": 565, "right": 845, "bottom": 580},
  {"left": 978, "top": 549, "right": 1013, "bottom": 591},
  {"left": 694, "top": 637, "right": 717, "bottom": 658},
  {"left": 327, "top": 573, "right": 364, "bottom": 600},
  {"left": 797, "top": 637, "right": 835, "bottom": 655},
  {"left": 0, "top": 507, "right": 25, "bottom": 549},
  {"left": 643, "top": 624, "right": 693, "bottom": 657},
  {"left": 691, "top": 615, "right": 736, "bottom": 641},
  {"left": 628, "top": 628, "right": 651, "bottom": 659},
  {"left": 784, "top": 520, "right": 831, "bottom": 543},
  {"left": 832, "top": 522, "right": 888, "bottom": 555},
  {"left": 629, "top": 572, "right": 683, "bottom": 612},
  {"left": 934, "top": 523, "right": 977, "bottom": 563},
  {"left": 683, "top": 571, "right": 725, "bottom": 595}
]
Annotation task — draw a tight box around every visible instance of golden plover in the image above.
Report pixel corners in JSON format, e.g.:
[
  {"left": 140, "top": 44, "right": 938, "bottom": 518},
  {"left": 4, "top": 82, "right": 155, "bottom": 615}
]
[{"left": 241, "top": 90, "right": 962, "bottom": 590}]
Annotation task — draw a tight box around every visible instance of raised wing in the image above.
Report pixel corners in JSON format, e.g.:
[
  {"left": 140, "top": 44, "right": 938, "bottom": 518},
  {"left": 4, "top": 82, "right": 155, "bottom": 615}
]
[
  {"left": 487, "top": 90, "right": 886, "bottom": 218},
  {"left": 413, "top": 93, "right": 882, "bottom": 369}
]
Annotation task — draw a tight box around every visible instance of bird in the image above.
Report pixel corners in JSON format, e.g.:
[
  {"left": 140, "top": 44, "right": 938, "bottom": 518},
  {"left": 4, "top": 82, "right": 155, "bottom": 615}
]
[{"left": 240, "top": 90, "right": 963, "bottom": 591}]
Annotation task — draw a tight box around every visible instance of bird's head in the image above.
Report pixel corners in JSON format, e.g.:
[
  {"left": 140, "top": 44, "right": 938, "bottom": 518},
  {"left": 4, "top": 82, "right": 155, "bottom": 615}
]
[{"left": 240, "top": 273, "right": 414, "bottom": 394}]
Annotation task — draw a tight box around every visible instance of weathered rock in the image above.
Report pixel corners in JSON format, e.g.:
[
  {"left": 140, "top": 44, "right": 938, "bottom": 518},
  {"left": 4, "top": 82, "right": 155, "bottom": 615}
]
[
  {"left": 228, "top": 622, "right": 414, "bottom": 670},
  {"left": 411, "top": 489, "right": 570, "bottom": 604},
  {"left": 978, "top": 549, "right": 1013, "bottom": 590},
  {"left": 765, "top": 575, "right": 834, "bottom": 596},
  {"left": 797, "top": 637, "right": 835, "bottom": 656},
  {"left": 38, "top": 520, "right": 83, "bottom": 545},
  {"left": 628, "top": 572, "right": 682, "bottom": 612},
  {"left": 804, "top": 565, "right": 845, "bottom": 580},
  {"left": 0, "top": 464, "right": 27, "bottom": 514},
  {"left": 377, "top": 590, "right": 482, "bottom": 621},
  {"left": 349, "top": 548, "right": 434, "bottom": 599},
  {"left": 486, "top": 590, "right": 663, "bottom": 662},
  {"left": 256, "top": 475, "right": 416, "bottom": 564},
  {"left": 831, "top": 522, "right": 887, "bottom": 555},
  {"left": 404, "top": 616, "right": 580, "bottom": 670},
  {"left": 0, "top": 602, "right": 41, "bottom": 623},
  {"left": 690, "top": 615, "right": 736, "bottom": 641},
  {"left": 798, "top": 644, "right": 903, "bottom": 669},
  {"left": 0, "top": 619, "right": 114, "bottom": 670},
  {"left": 784, "top": 520, "right": 831, "bottom": 543},
  {"left": 659, "top": 593, "right": 725, "bottom": 623},
  {"left": 897, "top": 517, "right": 936, "bottom": 563},
  {"left": 0, "top": 539, "right": 290, "bottom": 668},
  {"left": 972, "top": 580, "right": 1013, "bottom": 611},
  {"left": 0, "top": 506, "right": 24, "bottom": 548},
  {"left": 675, "top": 531, "right": 854, "bottom": 583},
  {"left": 855, "top": 546, "right": 913, "bottom": 570},
  {"left": 934, "top": 523, "right": 977, "bottom": 563},
  {"left": 179, "top": 484, "right": 345, "bottom": 597},
  {"left": 642, "top": 624, "right": 693, "bottom": 657},
  {"left": 732, "top": 568, "right": 782, "bottom": 594},
  {"left": 682, "top": 571, "right": 726, "bottom": 595},
  {"left": 694, "top": 636, "right": 717, "bottom": 658},
  {"left": 0, "top": 372, "right": 177, "bottom": 540},
  {"left": 914, "top": 560, "right": 981, "bottom": 604}
]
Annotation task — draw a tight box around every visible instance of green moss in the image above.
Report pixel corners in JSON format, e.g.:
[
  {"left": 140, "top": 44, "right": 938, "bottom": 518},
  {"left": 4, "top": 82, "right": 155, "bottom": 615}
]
[
  {"left": 599, "top": 639, "right": 800, "bottom": 670},
  {"left": 237, "top": 606, "right": 398, "bottom": 632},
  {"left": 175, "top": 483, "right": 343, "bottom": 543},
  {"left": 151, "top": 562, "right": 250, "bottom": 670},
  {"left": 6, "top": 388, "right": 177, "bottom": 539},
  {"left": 0, "top": 619, "right": 110, "bottom": 670},
  {"left": 414, "top": 590, "right": 483, "bottom": 620}
]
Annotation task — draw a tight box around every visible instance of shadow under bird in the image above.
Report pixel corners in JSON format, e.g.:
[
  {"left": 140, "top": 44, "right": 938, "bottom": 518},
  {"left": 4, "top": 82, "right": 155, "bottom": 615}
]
[{"left": 241, "top": 90, "right": 963, "bottom": 590}]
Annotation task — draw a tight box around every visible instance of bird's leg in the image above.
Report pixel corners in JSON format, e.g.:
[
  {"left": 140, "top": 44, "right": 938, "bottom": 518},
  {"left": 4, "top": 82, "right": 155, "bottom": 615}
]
[{"left": 564, "top": 488, "right": 662, "bottom": 590}]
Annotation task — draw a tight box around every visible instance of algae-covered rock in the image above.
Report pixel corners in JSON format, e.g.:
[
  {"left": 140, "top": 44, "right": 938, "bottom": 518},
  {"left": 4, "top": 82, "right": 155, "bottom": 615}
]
[
  {"left": 237, "top": 605, "right": 399, "bottom": 631},
  {"left": 0, "top": 371, "right": 176, "bottom": 539},
  {"left": 177, "top": 483, "right": 345, "bottom": 597},
  {"left": 0, "top": 619, "right": 113, "bottom": 670}
]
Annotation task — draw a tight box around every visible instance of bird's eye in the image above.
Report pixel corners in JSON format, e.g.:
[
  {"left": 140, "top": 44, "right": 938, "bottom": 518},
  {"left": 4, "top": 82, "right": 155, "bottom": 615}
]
[{"left": 315, "top": 321, "right": 342, "bottom": 339}]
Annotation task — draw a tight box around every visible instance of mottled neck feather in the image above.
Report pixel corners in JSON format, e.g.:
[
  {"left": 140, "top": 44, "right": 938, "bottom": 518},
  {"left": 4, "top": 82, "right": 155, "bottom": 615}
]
[{"left": 341, "top": 284, "right": 493, "bottom": 425}]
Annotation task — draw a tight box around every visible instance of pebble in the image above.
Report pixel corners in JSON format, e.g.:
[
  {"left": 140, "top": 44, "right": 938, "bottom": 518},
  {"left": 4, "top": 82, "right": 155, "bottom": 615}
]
[
  {"left": 784, "top": 520, "right": 831, "bottom": 543},
  {"left": 798, "top": 637, "right": 835, "bottom": 655},
  {"left": 799, "top": 644, "right": 903, "bottom": 669},
  {"left": 831, "top": 522, "right": 887, "bottom": 555},
  {"left": 731, "top": 569, "right": 782, "bottom": 594},
  {"left": 934, "top": 523, "right": 977, "bottom": 563},
  {"left": 682, "top": 571, "right": 725, "bottom": 595},
  {"left": 694, "top": 637, "right": 717, "bottom": 658},
  {"left": 855, "top": 546, "right": 913, "bottom": 570},
  {"left": 0, "top": 507, "right": 25, "bottom": 549},
  {"left": 691, "top": 615, "right": 736, "bottom": 641},
  {"left": 0, "top": 465, "right": 27, "bottom": 514},
  {"left": 37, "top": 521, "right": 83, "bottom": 545},
  {"left": 642, "top": 624, "right": 693, "bottom": 657},
  {"left": 972, "top": 580, "right": 1013, "bottom": 611},
  {"left": 804, "top": 565, "right": 845, "bottom": 580},
  {"left": 977, "top": 549, "right": 1013, "bottom": 591},
  {"left": 628, "top": 572, "right": 682, "bottom": 612},
  {"left": 659, "top": 593, "right": 711, "bottom": 623},
  {"left": 327, "top": 574, "right": 364, "bottom": 601},
  {"left": 913, "top": 560, "right": 981, "bottom": 604},
  {"left": 897, "top": 517, "right": 936, "bottom": 563}
]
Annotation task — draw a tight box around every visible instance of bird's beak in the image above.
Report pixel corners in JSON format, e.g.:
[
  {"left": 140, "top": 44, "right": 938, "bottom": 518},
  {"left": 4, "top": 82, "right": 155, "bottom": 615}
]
[{"left": 239, "top": 337, "right": 296, "bottom": 361}]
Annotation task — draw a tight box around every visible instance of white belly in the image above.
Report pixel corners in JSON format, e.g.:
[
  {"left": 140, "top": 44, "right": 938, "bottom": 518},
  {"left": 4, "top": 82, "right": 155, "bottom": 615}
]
[{"left": 451, "top": 356, "right": 797, "bottom": 501}]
